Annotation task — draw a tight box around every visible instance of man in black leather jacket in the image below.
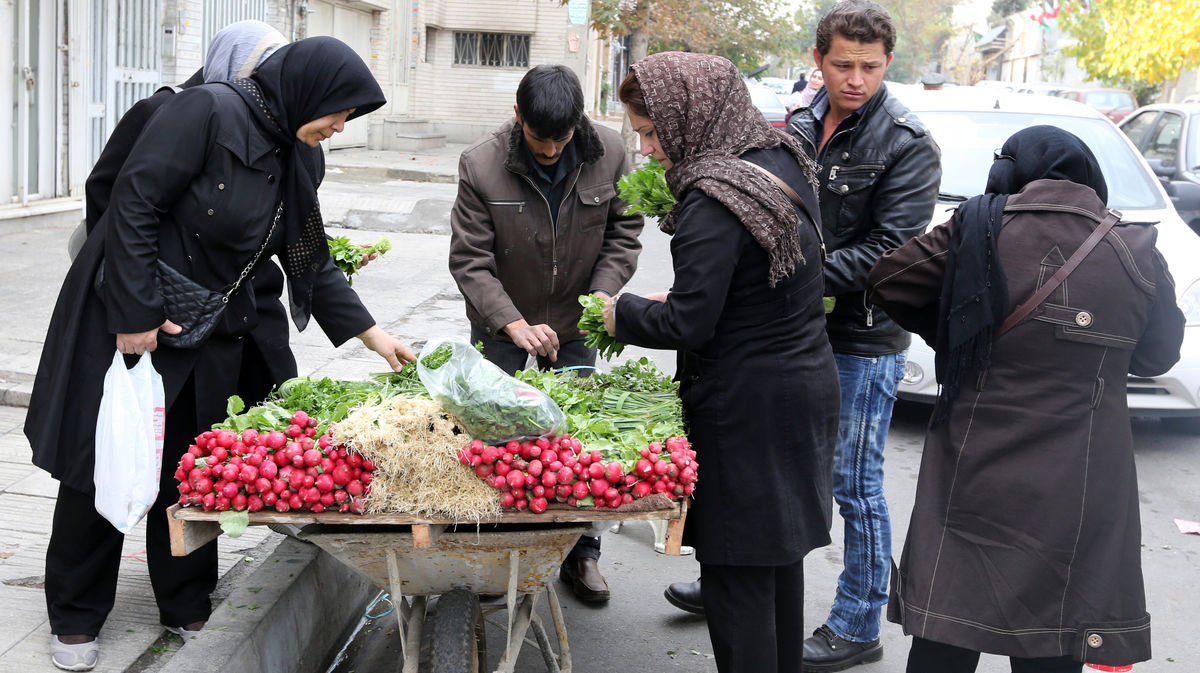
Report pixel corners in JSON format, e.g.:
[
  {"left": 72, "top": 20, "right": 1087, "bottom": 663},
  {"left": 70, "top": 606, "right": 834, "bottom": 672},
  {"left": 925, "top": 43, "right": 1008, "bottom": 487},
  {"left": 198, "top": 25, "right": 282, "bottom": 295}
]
[{"left": 790, "top": 2, "right": 941, "bottom": 670}]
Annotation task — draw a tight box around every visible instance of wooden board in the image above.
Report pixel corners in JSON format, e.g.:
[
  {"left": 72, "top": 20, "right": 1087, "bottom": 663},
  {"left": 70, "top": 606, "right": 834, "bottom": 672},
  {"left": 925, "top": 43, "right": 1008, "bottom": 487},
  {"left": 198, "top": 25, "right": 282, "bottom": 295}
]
[{"left": 167, "top": 496, "right": 688, "bottom": 557}]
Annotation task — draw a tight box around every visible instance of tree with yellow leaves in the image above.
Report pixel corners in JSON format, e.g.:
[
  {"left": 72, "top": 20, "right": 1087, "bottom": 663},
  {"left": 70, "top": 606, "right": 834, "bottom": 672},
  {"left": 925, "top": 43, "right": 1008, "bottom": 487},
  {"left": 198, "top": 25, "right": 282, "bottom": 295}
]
[{"left": 1059, "top": 0, "right": 1200, "bottom": 86}]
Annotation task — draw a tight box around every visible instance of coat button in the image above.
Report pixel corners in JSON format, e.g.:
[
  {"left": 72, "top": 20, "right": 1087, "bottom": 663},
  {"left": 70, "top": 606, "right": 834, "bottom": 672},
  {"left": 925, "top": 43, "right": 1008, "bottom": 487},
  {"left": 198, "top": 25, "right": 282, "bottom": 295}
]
[
  {"left": 275, "top": 148, "right": 281, "bottom": 156},
  {"left": 1075, "top": 311, "right": 1093, "bottom": 327},
  {"left": 267, "top": 175, "right": 276, "bottom": 184},
  {"left": 841, "top": 152, "right": 849, "bottom": 160},
  {"left": 840, "top": 184, "right": 849, "bottom": 193},
  {"left": 593, "top": 196, "right": 600, "bottom": 203},
  {"left": 1087, "top": 634, "right": 1103, "bottom": 648},
  {"left": 242, "top": 316, "right": 248, "bottom": 323},
  {"left": 207, "top": 208, "right": 214, "bottom": 215},
  {"left": 217, "top": 183, "right": 225, "bottom": 190},
  {"left": 898, "top": 116, "right": 907, "bottom": 123}
]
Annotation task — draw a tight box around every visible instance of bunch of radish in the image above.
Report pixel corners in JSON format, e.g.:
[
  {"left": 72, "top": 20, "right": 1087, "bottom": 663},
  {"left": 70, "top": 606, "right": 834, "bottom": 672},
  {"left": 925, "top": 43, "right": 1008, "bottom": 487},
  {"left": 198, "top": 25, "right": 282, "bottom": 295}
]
[
  {"left": 457, "top": 434, "right": 697, "bottom": 513},
  {"left": 174, "top": 410, "right": 374, "bottom": 514}
]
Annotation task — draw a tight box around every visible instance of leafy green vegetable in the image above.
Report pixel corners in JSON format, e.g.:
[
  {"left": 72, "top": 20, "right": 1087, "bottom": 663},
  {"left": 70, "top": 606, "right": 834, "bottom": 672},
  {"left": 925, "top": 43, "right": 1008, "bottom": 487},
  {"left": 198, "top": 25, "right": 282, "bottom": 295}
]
[
  {"left": 617, "top": 157, "right": 674, "bottom": 219},
  {"left": 219, "top": 510, "right": 250, "bottom": 538},
  {"left": 514, "top": 357, "right": 684, "bottom": 465},
  {"left": 328, "top": 236, "right": 392, "bottom": 286},
  {"left": 578, "top": 294, "right": 625, "bottom": 360}
]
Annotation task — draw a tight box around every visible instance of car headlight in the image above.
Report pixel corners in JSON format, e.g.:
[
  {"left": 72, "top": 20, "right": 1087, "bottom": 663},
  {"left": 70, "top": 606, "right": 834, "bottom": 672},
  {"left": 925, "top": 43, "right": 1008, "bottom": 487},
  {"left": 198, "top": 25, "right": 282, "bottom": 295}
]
[
  {"left": 902, "top": 360, "right": 925, "bottom": 385},
  {"left": 1180, "top": 280, "right": 1200, "bottom": 327}
]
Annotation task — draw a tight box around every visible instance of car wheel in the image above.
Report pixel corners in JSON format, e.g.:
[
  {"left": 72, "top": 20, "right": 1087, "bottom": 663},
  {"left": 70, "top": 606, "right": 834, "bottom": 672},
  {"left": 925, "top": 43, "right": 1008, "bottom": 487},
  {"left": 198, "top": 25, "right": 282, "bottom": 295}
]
[{"left": 1162, "top": 416, "right": 1200, "bottom": 433}]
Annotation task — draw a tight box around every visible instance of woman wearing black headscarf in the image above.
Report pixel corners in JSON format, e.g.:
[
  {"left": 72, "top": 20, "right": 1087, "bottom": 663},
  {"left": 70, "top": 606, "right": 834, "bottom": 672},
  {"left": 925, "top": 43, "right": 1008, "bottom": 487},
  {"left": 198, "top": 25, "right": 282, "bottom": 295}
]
[
  {"left": 869, "top": 126, "right": 1184, "bottom": 673},
  {"left": 604, "top": 52, "right": 838, "bottom": 673},
  {"left": 27, "top": 36, "right": 414, "bottom": 670}
]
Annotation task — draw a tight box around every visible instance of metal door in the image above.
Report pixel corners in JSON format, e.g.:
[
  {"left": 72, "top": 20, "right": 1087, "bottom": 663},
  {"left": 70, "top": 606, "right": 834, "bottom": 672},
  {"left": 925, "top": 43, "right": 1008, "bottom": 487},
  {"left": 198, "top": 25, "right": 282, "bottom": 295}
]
[
  {"left": 306, "top": 0, "right": 373, "bottom": 149},
  {"left": 87, "top": 0, "right": 162, "bottom": 169},
  {"left": 4, "top": 0, "right": 56, "bottom": 204},
  {"left": 202, "top": 0, "right": 268, "bottom": 54}
]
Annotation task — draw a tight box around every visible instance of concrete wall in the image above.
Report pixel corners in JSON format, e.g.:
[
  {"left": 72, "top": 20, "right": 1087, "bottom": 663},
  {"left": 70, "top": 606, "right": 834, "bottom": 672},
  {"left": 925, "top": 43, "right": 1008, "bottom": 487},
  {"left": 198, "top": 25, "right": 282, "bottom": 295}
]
[{"left": 413, "top": 0, "right": 579, "bottom": 144}]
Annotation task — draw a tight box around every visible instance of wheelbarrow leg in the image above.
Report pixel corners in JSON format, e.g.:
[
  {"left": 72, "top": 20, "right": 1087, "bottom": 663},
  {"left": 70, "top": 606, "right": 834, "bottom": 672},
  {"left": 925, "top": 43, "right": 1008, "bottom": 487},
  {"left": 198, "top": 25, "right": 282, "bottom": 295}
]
[
  {"left": 496, "top": 593, "right": 539, "bottom": 673},
  {"left": 545, "top": 584, "right": 572, "bottom": 673},
  {"left": 388, "top": 548, "right": 428, "bottom": 673}
]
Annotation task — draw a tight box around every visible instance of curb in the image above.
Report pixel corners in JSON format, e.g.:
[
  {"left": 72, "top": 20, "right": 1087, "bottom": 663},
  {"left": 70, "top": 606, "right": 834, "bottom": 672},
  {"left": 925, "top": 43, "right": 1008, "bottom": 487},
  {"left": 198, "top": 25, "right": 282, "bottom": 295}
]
[
  {"left": 324, "top": 163, "right": 458, "bottom": 184},
  {"left": 150, "top": 536, "right": 378, "bottom": 673}
]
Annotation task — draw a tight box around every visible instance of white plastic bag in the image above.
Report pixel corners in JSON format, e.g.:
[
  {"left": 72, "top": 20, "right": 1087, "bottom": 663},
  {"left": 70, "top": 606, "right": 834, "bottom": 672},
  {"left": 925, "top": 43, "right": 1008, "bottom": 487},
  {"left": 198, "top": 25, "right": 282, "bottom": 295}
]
[
  {"left": 94, "top": 351, "right": 165, "bottom": 533},
  {"left": 416, "top": 338, "right": 566, "bottom": 444}
]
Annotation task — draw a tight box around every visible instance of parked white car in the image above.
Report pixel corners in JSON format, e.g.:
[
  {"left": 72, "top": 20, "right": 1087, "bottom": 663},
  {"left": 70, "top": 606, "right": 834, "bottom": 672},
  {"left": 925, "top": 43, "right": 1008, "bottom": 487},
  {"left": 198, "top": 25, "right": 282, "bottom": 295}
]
[{"left": 886, "top": 86, "right": 1200, "bottom": 429}]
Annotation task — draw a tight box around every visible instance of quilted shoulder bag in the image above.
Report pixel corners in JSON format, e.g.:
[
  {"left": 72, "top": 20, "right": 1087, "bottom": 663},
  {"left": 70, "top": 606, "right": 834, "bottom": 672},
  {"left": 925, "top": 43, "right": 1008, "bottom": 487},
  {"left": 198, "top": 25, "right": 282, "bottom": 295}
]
[{"left": 95, "top": 202, "right": 283, "bottom": 349}]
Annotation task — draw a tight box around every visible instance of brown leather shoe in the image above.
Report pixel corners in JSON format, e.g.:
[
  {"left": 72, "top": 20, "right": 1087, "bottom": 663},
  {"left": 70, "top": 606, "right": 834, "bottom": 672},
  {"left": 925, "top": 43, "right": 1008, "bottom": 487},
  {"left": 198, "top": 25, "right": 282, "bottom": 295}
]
[{"left": 559, "top": 558, "right": 610, "bottom": 603}]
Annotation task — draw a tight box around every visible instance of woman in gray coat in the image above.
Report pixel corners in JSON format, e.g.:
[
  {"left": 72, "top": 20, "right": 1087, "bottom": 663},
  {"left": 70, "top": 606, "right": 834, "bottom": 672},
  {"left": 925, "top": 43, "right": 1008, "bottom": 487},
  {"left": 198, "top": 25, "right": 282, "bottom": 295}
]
[{"left": 869, "top": 126, "right": 1184, "bottom": 672}]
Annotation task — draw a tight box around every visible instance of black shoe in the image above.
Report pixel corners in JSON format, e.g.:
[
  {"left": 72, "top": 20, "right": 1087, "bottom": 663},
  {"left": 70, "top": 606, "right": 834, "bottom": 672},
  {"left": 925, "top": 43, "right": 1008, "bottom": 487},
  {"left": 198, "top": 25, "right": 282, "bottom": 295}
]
[
  {"left": 663, "top": 578, "right": 705, "bottom": 615},
  {"left": 801, "top": 624, "right": 883, "bottom": 671},
  {"left": 559, "top": 558, "right": 610, "bottom": 603}
]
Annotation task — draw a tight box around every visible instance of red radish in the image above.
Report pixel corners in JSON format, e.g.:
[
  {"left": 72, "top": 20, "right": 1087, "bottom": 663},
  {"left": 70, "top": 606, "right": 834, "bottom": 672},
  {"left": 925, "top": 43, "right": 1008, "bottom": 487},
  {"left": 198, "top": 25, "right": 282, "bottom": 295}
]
[
  {"left": 572, "top": 481, "right": 589, "bottom": 500},
  {"left": 632, "top": 481, "right": 652, "bottom": 499},
  {"left": 475, "top": 464, "right": 493, "bottom": 479},
  {"left": 303, "top": 448, "right": 322, "bottom": 467},
  {"left": 507, "top": 471, "right": 526, "bottom": 490},
  {"left": 315, "top": 474, "right": 334, "bottom": 493},
  {"left": 494, "top": 461, "right": 511, "bottom": 477},
  {"left": 528, "top": 460, "right": 543, "bottom": 478},
  {"left": 589, "top": 478, "right": 610, "bottom": 498},
  {"left": 605, "top": 462, "right": 623, "bottom": 483},
  {"left": 530, "top": 497, "right": 548, "bottom": 514},
  {"left": 346, "top": 480, "right": 365, "bottom": 496},
  {"left": 291, "top": 410, "right": 310, "bottom": 427}
]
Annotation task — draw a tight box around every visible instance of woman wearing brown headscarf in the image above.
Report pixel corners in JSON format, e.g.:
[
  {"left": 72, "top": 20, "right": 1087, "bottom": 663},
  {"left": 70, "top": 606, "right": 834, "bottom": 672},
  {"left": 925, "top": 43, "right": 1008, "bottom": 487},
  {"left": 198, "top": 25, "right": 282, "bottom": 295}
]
[{"left": 602, "top": 52, "right": 838, "bottom": 673}]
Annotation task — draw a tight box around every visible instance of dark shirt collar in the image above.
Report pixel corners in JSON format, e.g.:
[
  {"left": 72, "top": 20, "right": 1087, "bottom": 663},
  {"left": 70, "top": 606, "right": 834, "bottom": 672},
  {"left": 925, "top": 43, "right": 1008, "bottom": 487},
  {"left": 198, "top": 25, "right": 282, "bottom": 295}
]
[
  {"left": 521, "top": 136, "right": 579, "bottom": 189},
  {"left": 810, "top": 88, "right": 865, "bottom": 125}
]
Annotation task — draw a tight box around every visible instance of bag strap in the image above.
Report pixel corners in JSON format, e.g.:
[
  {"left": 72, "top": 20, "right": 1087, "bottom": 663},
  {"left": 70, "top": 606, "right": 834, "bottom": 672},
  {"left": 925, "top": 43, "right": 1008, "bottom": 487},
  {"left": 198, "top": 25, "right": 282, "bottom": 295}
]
[
  {"left": 223, "top": 202, "right": 284, "bottom": 303},
  {"left": 996, "top": 208, "right": 1121, "bottom": 337},
  {"left": 741, "top": 159, "right": 826, "bottom": 259}
]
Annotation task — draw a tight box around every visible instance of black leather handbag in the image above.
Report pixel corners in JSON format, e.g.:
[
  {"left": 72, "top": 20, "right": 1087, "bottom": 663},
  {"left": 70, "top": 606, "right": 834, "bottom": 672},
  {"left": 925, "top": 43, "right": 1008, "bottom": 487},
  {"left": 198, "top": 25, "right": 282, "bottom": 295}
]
[{"left": 95, "top": 202, "right": 283, "bottom": 349}]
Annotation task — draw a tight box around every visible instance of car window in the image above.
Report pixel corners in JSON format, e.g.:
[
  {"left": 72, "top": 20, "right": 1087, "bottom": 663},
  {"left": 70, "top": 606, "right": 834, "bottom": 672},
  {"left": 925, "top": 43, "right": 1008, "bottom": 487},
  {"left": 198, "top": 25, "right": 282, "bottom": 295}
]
[
  {"left": 748, "top": 86, "right": 786, "bottom": 114},
  {"left": 1086, "top": 91, "right": 1135, "bottom": 112},
  {"left": 915, "top": 110, "right": 1165, "bottom": 210},
  {"left": 1146, "top": 112, "right": 1183, "bottom": 167},
  {"left": 1189, "top": 114, "right": 1200, "bottom": 170},
  {"left": 1121, "top": 111, "right": 1159, "bottom": 148}
]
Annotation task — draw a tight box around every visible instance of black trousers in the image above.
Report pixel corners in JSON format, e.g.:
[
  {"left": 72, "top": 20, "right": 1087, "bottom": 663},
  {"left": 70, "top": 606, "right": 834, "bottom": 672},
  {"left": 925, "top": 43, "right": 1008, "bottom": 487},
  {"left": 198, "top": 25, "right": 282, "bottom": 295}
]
[
  {"left": 45, "top": 377, "right": 218, "bottom": 636},
  {"left": 907, "top": 637, "right": 1085, "bottom": 673},
  {"left": 700, "top": 559, "right": 805, "bottom": 673}
]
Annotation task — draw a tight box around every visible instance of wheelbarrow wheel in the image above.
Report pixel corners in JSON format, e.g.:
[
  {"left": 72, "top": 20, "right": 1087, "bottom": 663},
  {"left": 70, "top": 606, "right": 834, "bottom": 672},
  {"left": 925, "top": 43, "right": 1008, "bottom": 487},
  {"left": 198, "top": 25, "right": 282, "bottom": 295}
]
[{"left": 431, "top": 589, "right": 483, "bottom": 673}]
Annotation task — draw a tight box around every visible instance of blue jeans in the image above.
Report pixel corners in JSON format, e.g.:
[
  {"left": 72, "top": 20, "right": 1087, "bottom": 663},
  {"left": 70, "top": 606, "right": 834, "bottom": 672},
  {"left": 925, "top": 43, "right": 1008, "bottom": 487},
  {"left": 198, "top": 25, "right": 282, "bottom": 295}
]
[{"left": 825, "top": 351, "right": 906, "bottom": 643}]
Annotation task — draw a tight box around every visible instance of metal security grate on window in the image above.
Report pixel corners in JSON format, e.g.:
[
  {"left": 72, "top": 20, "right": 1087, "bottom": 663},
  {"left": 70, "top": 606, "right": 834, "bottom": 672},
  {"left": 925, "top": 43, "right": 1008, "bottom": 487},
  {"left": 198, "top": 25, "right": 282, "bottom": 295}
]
[
  {"left": 480, "top": 33, "right": 504, "bottom": 67},
  {"left": 454, "top": 31, "right": 480, "bottom": 65},
  {"left": 505, "top": 35, "right": 530, "bottom": 67},
  {"left": 453, "top": 32, "right": 529, "bottom": 68}
]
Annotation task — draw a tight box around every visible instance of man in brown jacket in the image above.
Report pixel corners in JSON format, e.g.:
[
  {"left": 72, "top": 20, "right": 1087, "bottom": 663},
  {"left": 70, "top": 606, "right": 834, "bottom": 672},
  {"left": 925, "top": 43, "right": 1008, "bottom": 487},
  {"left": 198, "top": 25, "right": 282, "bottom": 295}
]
[{"left": 449, "top": 64, "right": 644, "bottom": 602}]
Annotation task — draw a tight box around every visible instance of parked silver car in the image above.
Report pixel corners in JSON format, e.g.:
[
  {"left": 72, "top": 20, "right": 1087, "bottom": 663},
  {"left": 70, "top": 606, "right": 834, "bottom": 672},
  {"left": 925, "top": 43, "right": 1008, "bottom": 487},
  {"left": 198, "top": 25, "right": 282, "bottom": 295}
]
[
  {"left": 886, "top": 87, "right": 1200, "bottom": 429},
  {"left": 1119, "top": 103, "right": 1200, "bottom": 233}
]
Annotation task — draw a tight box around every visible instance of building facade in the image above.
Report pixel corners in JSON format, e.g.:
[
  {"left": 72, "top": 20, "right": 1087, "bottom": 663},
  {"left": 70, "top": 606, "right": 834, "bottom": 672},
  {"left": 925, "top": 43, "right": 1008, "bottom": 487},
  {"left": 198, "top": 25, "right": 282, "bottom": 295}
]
[{"left": 1, "top": 0, "right": 600, "bottom": 224}]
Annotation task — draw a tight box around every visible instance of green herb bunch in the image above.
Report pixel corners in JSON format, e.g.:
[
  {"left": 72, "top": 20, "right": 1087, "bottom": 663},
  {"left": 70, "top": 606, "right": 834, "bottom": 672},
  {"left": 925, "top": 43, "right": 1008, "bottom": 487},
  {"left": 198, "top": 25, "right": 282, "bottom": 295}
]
[
  {"left": 578, "top": 294, "right": 625, "bottom": 360},
  {"left": 617, "top": 157, "right": 674, "bottom": 219},
  {"left": 328, "top": 236, "right": 392, "bottom": 286}
]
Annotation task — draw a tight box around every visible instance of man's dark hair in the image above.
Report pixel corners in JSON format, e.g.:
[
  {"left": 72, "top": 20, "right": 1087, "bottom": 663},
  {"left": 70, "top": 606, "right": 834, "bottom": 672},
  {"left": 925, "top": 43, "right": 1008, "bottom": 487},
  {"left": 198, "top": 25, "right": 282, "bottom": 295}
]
[
  {"left": 815, "top": 0, "right": 896, "bottom": 56},
  {"left": 516, "top": 64, "right": 585, "bottom": 139}
]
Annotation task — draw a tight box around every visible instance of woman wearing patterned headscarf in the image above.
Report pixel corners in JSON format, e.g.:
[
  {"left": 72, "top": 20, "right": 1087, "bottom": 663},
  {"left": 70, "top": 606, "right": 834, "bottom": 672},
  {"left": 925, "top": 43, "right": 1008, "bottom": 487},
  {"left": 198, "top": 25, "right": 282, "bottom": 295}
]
[
  {"left": 870, "top": 126, "right": 1183, "bottom": 672},
  {"left": 602, "top": 52, "right": 839, "bottom": 673},
  {"left": 29, "top": 36, "right": 414, "bottom": 671}
]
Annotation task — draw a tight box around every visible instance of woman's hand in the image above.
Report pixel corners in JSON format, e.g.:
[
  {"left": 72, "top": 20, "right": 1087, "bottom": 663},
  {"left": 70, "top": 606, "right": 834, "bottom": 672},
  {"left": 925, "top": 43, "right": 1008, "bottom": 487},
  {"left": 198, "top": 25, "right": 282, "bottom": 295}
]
[
  {"left": 116, "top": 319, "right": 182, "bottom": 355},
  {"left": 358, "top": 243, "right": 378, "bottom": 269},
  {"left": 645, "top": 291, "right": 670, "bottom": 303},
  {"left": 357, "top": 325, "right": 417, "bottom": 371},
  {"left": 602, "top": 296, "right": 618, "bottom": 336}
]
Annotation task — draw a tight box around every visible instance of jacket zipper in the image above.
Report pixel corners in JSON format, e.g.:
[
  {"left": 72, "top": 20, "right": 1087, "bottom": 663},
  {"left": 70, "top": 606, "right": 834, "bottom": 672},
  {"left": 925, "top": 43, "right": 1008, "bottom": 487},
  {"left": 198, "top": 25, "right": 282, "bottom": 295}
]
[
  {"left": 486, "top": 200, "right": 526, "bottom": 213},
  {"left": 520, "top": 165, "right": 584, "bottom": 322}
]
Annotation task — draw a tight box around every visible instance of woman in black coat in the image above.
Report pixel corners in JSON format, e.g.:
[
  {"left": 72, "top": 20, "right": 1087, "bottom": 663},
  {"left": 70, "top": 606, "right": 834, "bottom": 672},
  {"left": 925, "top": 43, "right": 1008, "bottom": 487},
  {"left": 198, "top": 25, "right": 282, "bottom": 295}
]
[
  {"left": 27, "top": 36, "right": 415, "bottom": 670},
  {"left": 605, "top": 52, "right": 838, "bottom": 673},
  {"left": 82, "top": 21, "right": 294, "bottom": 409}
]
